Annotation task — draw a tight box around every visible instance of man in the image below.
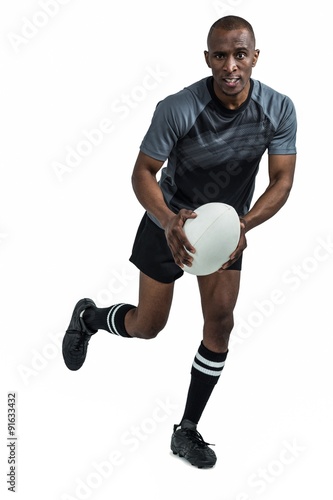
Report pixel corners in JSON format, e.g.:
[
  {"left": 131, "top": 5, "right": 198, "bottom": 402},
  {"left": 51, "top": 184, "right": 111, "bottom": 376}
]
[{"left": 62, "top": 16, "right": 297, "bottom": 468}]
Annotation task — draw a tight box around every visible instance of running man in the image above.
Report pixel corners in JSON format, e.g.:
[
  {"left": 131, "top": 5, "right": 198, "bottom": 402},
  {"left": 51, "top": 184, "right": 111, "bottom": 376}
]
[{"left": 62, "top": 15, "right": 297, "bottom": 468}]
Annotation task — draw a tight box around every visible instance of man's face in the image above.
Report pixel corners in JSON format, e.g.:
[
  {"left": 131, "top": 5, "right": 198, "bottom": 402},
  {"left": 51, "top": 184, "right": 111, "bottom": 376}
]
[{"left": 204, "top": 28, "right": 259, "bottom": 108}]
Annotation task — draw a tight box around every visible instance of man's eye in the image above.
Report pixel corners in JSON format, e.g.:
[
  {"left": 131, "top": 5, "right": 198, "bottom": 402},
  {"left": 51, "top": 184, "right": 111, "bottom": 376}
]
[{"left": 237, "top": 53, "right": 246, "bottom": 59}]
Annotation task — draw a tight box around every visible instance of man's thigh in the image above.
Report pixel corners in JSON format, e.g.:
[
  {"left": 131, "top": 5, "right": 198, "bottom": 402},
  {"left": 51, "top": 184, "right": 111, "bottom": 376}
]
[{"left": 125, "top": 271, "right": 175, "bottom": 337}]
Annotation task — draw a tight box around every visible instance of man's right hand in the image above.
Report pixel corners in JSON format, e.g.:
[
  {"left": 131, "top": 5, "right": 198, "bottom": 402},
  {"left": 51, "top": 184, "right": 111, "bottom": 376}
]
[{"left": 164, "top": 209, "right": 197, "bottom": 269}]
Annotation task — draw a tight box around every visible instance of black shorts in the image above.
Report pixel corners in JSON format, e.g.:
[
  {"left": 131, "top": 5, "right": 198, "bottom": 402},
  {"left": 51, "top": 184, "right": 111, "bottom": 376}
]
[{"left": 129, "top": 212, "right": 242, "bottom": 284}]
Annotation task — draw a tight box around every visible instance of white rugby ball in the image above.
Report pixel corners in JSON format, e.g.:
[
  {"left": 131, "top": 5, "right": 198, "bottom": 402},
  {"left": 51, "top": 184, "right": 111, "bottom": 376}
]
[{"left": 183, "top": 203, "right": 240, "bottom": 276}]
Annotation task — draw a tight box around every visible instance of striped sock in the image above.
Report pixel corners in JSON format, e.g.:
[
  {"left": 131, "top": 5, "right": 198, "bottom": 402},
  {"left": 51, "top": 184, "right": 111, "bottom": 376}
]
[
  {"left": 181, "top": 342, "right": 228, "bottom": 426},
  {"left": 83, "top": 303, "right": 135, "bottom": 337}
]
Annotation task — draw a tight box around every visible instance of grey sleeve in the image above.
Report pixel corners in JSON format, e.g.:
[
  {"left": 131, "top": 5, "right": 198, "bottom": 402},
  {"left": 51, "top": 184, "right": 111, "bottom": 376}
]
[
  {"left": 268, "top": 96, "right": 297, "bottom": 155},
  {"left": 139, "top": 91, "right": 200, "bottom": 161}
]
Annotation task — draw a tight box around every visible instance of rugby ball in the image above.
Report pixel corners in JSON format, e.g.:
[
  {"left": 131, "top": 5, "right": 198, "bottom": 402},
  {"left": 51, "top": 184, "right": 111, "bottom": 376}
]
[{"left": 183, "top": 203, "right": 240, "bottom": 276}]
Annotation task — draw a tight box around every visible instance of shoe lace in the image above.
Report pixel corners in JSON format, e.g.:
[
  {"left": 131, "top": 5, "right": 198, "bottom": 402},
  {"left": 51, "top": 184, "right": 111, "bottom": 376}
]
[
  {"left": 184, "top": 428, "right": 215, "bottom": 448},
  {"left": 73, "top": 333, "right": 89, "bottom": 351}
]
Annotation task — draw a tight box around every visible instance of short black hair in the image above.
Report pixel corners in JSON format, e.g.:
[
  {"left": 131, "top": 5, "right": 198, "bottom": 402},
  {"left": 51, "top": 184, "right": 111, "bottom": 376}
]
[{"left": 207, "top": 15, "right": 256, "bottom": 47}]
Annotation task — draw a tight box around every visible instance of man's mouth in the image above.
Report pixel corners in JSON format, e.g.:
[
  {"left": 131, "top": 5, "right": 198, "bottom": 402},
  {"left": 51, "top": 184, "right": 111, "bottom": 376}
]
[{"left": 223, "top": 78, "right": 240, "bottom": 85}]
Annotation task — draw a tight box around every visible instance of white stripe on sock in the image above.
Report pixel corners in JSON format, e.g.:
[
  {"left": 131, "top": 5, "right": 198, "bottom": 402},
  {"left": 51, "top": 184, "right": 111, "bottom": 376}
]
[
  {"left": 107, "top": 303, "right": 125, "bottom": 335},
  {"left": 192, "top": 360, "right": 223, "bottom": 377},
  {"left": 195, "top": 352, "right": 225, "bottom": 369}
]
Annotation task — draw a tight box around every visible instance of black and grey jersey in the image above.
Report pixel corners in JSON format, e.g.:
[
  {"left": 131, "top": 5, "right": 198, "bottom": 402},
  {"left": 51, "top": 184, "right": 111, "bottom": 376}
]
[{"left": 140, "top": 77, "right": 297, "bottom": 226}]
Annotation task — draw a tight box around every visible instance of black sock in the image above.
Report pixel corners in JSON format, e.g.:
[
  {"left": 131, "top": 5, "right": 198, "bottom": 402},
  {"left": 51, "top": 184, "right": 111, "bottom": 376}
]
[
  {"left": 82, "top": 303, "right": 135, "bottom": 338},
  {"left": 180, "top": 342, "right": 228, "bottom": 427}
]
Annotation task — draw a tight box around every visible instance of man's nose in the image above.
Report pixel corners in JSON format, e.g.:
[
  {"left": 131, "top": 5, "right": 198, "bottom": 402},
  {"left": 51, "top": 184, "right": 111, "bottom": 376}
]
[{"left": 223, "top": 56, "right": 237, "bottom": 73}]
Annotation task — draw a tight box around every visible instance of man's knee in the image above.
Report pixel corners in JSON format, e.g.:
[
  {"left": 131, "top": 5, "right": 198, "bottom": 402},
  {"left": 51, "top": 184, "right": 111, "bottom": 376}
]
[
  {"left": 203, "top": 312, "right": 235, "bottom": 351},
  {"left": 131, "top": 316, "right": 168, "bottom": 339},
  {"left": 206, "top": 311, "right": 234, "bottom": 333}
]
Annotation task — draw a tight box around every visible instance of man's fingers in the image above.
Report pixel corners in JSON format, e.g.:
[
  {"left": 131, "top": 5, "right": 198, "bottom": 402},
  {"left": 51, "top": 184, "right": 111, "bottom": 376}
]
[{"left": 170, "top": 238, "right": 195, "bottom": 268}]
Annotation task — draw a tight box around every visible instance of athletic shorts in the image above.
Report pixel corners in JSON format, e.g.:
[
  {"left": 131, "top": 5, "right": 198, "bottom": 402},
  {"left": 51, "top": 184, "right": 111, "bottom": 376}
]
[{"left": 129, "top": 212, "right": 242, "bottom": 284}]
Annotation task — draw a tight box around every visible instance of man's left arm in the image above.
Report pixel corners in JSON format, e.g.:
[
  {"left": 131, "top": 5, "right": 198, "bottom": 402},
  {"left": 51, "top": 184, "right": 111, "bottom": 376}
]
[
  {"left": 222, "top": 154, "right": 296, "bottom": 269},
  {"left": 242, "top": 153, "right": 296, "bottom": 231}
]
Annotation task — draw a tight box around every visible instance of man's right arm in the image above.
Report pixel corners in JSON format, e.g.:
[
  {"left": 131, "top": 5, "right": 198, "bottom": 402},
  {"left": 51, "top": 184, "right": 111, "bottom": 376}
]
[
  {"left": 131, "top": 151, "right": 174, "bottom": 229},
  {"left": 131, "top": 151, "right": 197, "bottom": 268}
]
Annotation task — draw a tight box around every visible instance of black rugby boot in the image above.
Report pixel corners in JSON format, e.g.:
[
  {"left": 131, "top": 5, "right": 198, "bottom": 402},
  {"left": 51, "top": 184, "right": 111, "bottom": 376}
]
[
  {"left": 62, "top": 298, "right": 97, "bottom": 371},
  {"left": 170, "top": 420, "right": 217, "bottom": 468}
]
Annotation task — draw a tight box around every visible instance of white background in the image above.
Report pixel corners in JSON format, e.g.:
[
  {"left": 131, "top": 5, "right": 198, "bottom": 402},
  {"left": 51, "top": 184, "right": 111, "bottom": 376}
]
[{"left": 1, "top": 1, "right": 332, "bottom": 499}]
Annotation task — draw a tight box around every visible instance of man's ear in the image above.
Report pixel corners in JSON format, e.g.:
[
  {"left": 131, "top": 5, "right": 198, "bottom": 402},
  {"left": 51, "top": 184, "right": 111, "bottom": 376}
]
[
  {"left": 252, "top": 49, "right": 260, "bottom": 67},
  {"left": 204, "top": 50, "right": 211, "bottom": 68}
]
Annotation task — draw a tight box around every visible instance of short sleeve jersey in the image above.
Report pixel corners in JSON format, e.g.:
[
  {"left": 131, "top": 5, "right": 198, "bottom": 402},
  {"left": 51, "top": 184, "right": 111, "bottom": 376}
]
[{"left": 140, "top": 77, "right": 297, "bottom": 227}]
